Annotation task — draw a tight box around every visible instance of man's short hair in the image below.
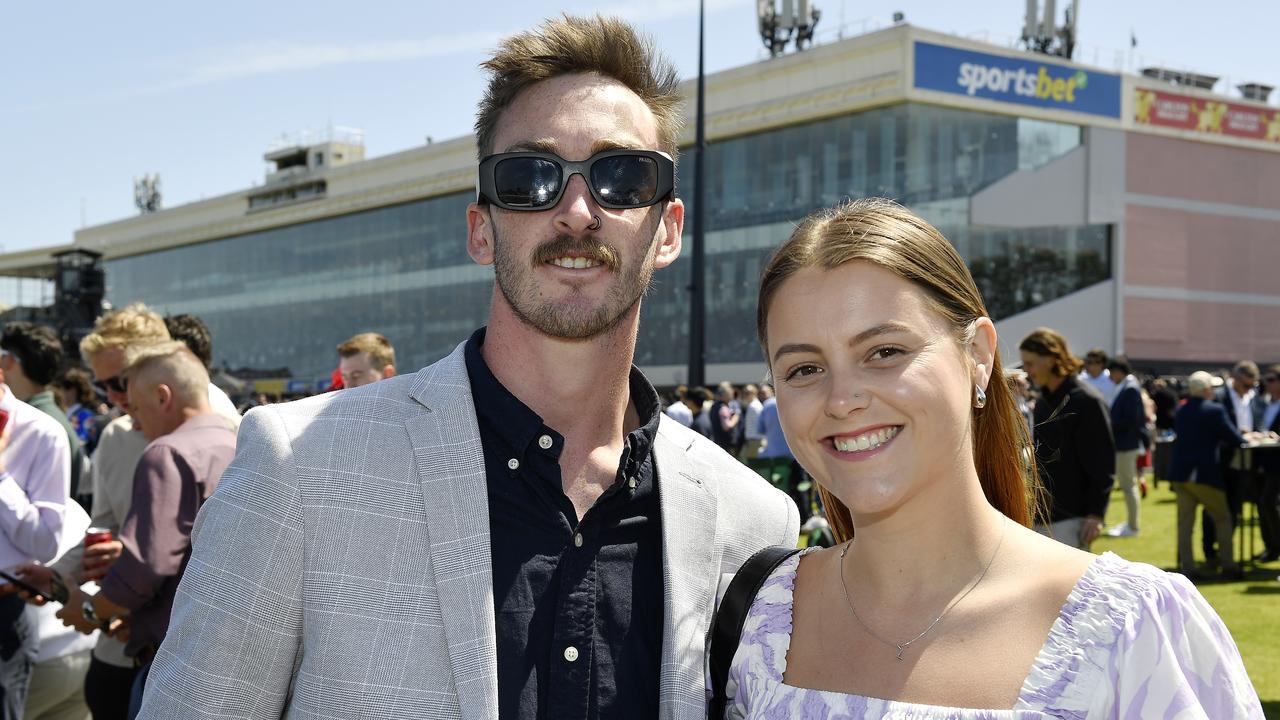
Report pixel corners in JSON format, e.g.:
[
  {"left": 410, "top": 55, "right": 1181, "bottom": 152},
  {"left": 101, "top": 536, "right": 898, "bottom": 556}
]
[
  {"left": 1107, "top": 355, "right": 1132, "bottom": 375},
  {"left": 80, "top": 303, "right": 170, "bottom": 359},
  {"left": 165, "top": 314, "right": 214, "bottom": 369},
  {"left": 0, "top": 322, "right": 64, "bottom": 386},
  {"left": 474, "top": 14, "right": 683, "bottom": 162},
  {"left": 125, "top": 341, "right": 209, "bottom": 404},
  {"left": 337, "top": 333, "right": 395, "bottom": 369},
  {"left": 1084, "top": 348, "right": 1108, "bottom": 364},
  {"left": 1232, "top": 360, "right": 1260, "bottom": 380},
  {"left": 1188, "top": 371, "right": 1215, "bottom": 395},
  {"left": 686, "top": 387, "right": 711, "bottom": 405}
]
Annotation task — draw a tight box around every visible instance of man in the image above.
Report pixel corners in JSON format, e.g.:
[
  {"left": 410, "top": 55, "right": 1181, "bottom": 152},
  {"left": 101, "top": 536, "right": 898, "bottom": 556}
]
[
  {"left": 1105, "top": 356, "right": 1145, "bottom": 537},
  {"left": 683, "top": 386, "right": 714, "bottom": 439},
  {"left": 1170, "top": 371, "right": 1248, "bottom": 580},
  {"left": 1019, "top": 329, "right": 1115, "bottom": 550},
  {"left": 0, "top": 364, "right": 71, "bottom": 718},
  {"left": 709, "top": 382, "right": 740, "bottom": 454},
  {"left": 72, "top": 342, "right": 236, "bottom": 717},
  {"left": 43, "top": 304, "right": 232, "bottom": 719},
  {"left": 0, "top": 322, "right": 85, "bottom": 499},
  {"left": 336, "top": 332, "right": 396, "bottom": 388},
  {"left": 1204, "top": 361, "right": 1262, "bottom": 566},
  {"left": 739, "top": 384, "right": 765, "bottom": 462},
  {"left": 663, "top": 384, "right": 693, "bottom": 427},
  {"left": 1078, "top": 347, "right": 1118, "bottom": 406},
  {"left": 1250, "top": 365, "right": 1280, "bottom": 562},
  {"left": 756, "top": 391, "right": 809, "bottom": 520},
  {"left": 164, "top": 314, "right": 242, "bottom": 426},
  {"left": 140, "top": 15, "right": 797, "bottom": 720}
]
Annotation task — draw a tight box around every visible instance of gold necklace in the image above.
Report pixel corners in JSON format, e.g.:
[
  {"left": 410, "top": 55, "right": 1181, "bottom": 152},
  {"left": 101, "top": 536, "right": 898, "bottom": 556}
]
[{"left": 837, "top": 516, "right": 1007, "bottom": 661}]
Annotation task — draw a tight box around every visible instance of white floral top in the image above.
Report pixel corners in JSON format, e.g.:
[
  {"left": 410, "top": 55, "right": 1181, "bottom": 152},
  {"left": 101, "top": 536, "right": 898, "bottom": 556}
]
[{"left": 725, "top": 550, "right": 1263, "bottom": 719}]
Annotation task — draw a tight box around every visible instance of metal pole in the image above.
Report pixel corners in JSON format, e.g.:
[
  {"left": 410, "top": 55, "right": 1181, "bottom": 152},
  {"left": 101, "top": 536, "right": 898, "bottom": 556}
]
[{"left": 688, "top": 0, "right": 707, "bottom": 388}]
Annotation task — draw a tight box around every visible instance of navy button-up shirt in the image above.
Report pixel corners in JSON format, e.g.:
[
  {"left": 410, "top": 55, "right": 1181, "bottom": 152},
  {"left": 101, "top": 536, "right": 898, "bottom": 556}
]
[{"left": 464, "top": 329, "right": 664, "bottom": 720}]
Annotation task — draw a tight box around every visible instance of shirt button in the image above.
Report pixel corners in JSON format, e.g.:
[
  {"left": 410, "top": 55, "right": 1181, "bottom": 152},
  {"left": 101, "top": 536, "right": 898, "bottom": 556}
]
[
  {"left": 507, "top": 458, "right": 520, "bottom": 471},
  {"left": 564, "top": 646, "right": 579, "bottom": 662},
  {"left": 628, "top": 476, "right": 638, "bottom": 489},
  {"left": 573, "top": 533, "right": 584, "bottom": 548},
  {"left": 538, "top": 434, "right": 553, "bottom": 450}
]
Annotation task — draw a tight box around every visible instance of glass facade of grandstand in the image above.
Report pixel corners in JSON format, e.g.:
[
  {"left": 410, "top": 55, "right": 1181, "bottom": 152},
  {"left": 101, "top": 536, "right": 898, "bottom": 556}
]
[{"left": 107, "top": 103, "right": 1110, "bottom": 382}]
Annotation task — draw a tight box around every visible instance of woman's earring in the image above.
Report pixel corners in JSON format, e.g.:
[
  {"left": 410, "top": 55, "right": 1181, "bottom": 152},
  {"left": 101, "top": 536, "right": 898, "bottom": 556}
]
[{"left": 974, "top": 384, "right": 987, "bottom": 409}]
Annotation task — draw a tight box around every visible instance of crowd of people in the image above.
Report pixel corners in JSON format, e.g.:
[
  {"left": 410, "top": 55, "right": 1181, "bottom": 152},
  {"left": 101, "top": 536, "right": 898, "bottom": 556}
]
[{"left": 0, "top": 12, "right": 1268, "bottom": 720}]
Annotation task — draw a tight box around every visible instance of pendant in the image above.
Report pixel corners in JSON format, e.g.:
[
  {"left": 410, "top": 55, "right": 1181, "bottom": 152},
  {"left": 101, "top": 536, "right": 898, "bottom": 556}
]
[{"left": 895, "top": 646, "right": 905, "bottom": 661}]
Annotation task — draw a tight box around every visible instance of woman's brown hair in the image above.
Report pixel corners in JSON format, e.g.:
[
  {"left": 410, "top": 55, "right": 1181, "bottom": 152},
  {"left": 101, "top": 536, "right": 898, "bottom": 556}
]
[
  {"left": 1017, "top": 328, "right": 1083, "bottom": 379},
  {"left": 756, "top": 198, "right": 1039, "bottom": 541}
]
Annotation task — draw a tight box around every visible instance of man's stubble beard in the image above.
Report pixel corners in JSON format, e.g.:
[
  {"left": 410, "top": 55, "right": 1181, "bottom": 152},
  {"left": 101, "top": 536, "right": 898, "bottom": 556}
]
[{"left": 491, "top": 209, "right": 662, "bottom": 341}]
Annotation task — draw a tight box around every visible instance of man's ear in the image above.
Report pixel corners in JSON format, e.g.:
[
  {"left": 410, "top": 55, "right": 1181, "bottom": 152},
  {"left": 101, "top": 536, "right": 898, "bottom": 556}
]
[
  {"left": 382, "top": 365, "right": 396, "bottom": 380},
  {"left": 467, "top": 202, "right": 496, "bottom": 266},
  {"left": 969, "top": 317, "right": 998, "bottom": 391},
  {"left": 652, "top": 198, "right": 684, "bottom": 269}
]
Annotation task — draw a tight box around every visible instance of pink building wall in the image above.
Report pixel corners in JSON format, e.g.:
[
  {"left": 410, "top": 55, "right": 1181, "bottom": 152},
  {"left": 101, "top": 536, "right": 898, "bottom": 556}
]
[{"left": 1124, "top": 133, "right": 1280, "bottom": 364}]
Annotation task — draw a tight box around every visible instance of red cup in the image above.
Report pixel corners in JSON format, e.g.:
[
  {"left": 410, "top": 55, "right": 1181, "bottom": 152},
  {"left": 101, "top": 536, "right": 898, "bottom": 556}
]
[{"left": 84, "top": 527, "right": 113, "bottom": 548}]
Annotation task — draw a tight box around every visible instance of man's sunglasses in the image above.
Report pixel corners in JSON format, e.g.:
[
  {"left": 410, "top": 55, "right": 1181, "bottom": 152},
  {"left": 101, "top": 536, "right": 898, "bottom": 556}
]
[
  {"left": 1265, "top": 376, "right": 1280, "bottom": 384},
  {"left": 94, "top": 375, "right": 128, "bottom": 395},
  {"left": 477, "top": 150, "right": 675, "bottom": 211}
]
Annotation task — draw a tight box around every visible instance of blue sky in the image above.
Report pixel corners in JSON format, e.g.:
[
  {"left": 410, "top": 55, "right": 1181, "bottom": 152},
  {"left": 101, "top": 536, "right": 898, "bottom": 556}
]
[{"left": 2, "top": 0, "right": 1276, "bottom": 259}]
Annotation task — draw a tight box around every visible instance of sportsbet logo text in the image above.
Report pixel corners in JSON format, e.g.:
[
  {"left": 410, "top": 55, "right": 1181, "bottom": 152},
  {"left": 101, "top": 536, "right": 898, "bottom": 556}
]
[{"left": 957, "top": 63, "right": 1090, "bottom": 103}]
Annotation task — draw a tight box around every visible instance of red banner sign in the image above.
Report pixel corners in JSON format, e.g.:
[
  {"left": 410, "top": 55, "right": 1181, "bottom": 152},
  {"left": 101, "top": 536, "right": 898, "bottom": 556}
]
[{"left": 1134, "top": 87, "right": 1280, "bottom": 144}]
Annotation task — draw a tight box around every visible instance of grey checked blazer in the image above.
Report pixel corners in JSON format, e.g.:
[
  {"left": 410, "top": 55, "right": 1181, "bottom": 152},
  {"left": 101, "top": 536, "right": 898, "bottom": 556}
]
[{"left": 138, "top": 341, "right": 799, "bottom": 720}]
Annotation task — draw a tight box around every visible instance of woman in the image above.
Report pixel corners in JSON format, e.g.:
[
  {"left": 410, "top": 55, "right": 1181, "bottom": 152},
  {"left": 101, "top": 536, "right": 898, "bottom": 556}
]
[
  {"left": 1017, "top": 328, "right": 1115, "bottom": 548},
  {"left": 725, "top": 199, "right": 1261, "bottom": 718}
]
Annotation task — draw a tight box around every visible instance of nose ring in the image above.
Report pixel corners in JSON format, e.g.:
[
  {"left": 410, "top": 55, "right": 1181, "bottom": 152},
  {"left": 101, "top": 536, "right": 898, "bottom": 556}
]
[{"left": 587, "top": 215, "right": 602, "bottom": 231}]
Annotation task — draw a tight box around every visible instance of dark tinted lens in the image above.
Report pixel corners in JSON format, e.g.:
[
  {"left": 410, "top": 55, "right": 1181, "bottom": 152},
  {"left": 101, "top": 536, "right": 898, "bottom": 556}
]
[
  {"left": 591, "top": 155, "right": 657, "bottom": 206},
  {"left": 494, "top": 157, "right": 561, "bottom": 208}
]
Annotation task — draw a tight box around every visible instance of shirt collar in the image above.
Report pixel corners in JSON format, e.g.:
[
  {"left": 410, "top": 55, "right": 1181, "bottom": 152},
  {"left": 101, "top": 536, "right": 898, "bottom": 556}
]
[{"left": 463, "top": 327, "right": 662, "bottom": 463}]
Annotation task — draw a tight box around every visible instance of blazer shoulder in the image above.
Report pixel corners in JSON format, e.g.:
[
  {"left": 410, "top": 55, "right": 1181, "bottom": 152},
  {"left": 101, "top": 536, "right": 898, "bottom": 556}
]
[{"left": 656, "top": 416, "right": 795, "bottom": 521}]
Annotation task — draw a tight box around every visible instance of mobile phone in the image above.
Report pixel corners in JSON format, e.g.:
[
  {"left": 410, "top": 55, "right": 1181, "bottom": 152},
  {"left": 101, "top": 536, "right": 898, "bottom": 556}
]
[
  {"left": 0, "top": 570, "right": 53, "bottom": 604},
  {"left": 47, "top": 570, "right": 70, "bottom": 604}
]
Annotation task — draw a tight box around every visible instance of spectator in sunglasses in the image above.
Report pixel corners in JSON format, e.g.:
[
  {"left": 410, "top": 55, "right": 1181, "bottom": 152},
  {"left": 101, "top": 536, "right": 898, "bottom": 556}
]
[{"left": 141, "top": 15, "right": 798, "bottom": 720}]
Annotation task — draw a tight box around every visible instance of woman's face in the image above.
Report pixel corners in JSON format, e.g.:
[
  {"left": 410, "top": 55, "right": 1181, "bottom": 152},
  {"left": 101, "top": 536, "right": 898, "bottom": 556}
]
[
  {"left": 766, "top": 261, "right": 993, "bottom": 518},
  {"left": 1018, "top": 350, "right": 1056, "bottom": 389}
]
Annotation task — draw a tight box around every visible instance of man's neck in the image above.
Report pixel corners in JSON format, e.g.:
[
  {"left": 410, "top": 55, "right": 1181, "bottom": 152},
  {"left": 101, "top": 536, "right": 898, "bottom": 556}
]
[
  {"left": 8, "top": 378, "right": 42, "bottom": 402},
  {"left": 481, "top": 296, "right": 641, "bottom": 444}
]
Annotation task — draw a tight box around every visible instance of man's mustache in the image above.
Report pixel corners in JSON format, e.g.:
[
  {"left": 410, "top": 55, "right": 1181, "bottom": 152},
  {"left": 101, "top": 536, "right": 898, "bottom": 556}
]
[{"left": 532, "top": 235, "right": 621, "bottom": 271}]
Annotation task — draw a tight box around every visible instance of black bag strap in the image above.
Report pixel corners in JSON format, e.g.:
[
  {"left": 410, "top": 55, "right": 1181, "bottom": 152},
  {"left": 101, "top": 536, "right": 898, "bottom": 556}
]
[{"left": 707, "top": 545, "right": 802, "bottom": 720}]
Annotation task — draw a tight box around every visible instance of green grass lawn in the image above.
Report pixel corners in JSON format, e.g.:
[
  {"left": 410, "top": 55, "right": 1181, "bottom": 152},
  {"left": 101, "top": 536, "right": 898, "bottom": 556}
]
[{"left": 1092, "top": 477, "right": 1279, "bottom": 716}]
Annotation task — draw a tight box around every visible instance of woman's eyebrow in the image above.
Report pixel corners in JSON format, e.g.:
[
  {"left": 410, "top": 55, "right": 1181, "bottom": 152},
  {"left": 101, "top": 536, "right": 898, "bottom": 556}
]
[{"left": 771, "top": 322, "right": 913, "bottom": 363}]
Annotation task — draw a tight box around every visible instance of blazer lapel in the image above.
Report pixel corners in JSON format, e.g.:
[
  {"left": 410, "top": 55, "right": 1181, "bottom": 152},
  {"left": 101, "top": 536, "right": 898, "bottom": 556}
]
[
  {"left": 405, "top": 344, "right": 499, "bottom": 720},
  {"left": 653, "top": 419, "right": 719, "bottom": 720}
]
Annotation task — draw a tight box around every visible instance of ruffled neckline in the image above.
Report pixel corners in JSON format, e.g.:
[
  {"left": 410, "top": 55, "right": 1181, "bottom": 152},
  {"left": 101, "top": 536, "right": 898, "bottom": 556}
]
[{"left": 761, "top": 548, "right": 1141, "bottom": 715}]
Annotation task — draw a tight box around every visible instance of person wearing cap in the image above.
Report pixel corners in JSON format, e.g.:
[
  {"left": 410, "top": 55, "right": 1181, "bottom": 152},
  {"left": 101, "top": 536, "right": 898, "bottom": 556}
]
[
  {"left": 1169, "top": 371, "right": 1248, "bottom": 580},
  {"left": 1105, "top": 355, "right": 1145, "bottom": 537}
]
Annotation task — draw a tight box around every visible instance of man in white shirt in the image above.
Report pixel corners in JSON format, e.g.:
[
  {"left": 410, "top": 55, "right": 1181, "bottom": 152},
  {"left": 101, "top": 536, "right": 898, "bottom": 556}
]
[
  {"left": 0, "top": 380, "right": 71, "bottom": 719},
  {"left": 663, "top": 385, "right": 693, "bottom": 427},
  {"left": 1078, "top": 348, "right": 1118, "bottom": 406}
]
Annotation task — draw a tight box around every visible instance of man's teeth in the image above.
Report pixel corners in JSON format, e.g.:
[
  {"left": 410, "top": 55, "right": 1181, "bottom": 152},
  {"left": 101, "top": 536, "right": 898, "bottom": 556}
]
[
  {"left": 833, "top": 426, "right": 900, "bottom": 453},
  {"left": 550, "top": 257, "right": 603, "bottom": 269}
]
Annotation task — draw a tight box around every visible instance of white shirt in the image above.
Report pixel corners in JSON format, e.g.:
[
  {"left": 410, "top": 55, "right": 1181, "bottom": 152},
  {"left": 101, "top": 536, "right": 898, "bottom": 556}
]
[
  {"left": 0, "top": 385, "right": 70, "bottom": 572},
  {"left": 1228, "top": 385, "right": 1256, "bottom": 433},
  {"left": 1079, "top": 370, "right": 1118, "bottom": 406},
  {"left": 28, "top": 499, "right": 97, "bottom": 663},
  {"left": 744, "top": 399, "right": 765, "bottom": 441},
  {"left": 664, "top": 401, "right": 693, "bottom": 427},
  {"left": 209, "top": 382, "right": 242, "bottom": 431}
]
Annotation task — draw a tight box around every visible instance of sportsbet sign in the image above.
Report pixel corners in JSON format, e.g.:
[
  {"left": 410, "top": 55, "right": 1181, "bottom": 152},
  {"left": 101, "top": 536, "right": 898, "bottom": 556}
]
[{"left": 914, "top": 41, "right": 1121, "bottom": 119}]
